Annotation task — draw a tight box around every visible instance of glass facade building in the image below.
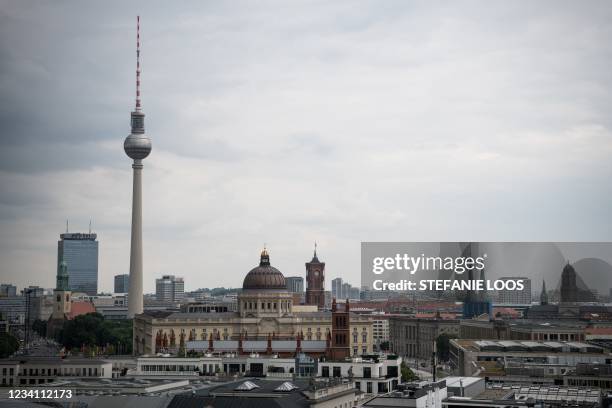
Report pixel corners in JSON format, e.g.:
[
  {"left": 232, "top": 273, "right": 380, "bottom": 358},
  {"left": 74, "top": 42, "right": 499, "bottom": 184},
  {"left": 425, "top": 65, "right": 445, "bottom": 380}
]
[
  {"left": 57, "top": 233, "right": 99, "bottom": 295},
  {"left": 285, "top": 276, "right": 304, "bottom": 293},
  {"left": 114, "top": 274, "right": 129, "bottom": 294},
  {"left": 155, "top": 275, "right": 184, "bottom": 302}
]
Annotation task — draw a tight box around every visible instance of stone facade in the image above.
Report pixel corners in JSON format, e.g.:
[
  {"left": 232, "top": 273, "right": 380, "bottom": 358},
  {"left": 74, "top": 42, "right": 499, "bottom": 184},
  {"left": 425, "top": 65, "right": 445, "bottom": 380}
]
[
  {"left": 389, "top": 316, "right": 459, "bottom": 360},
  {"left": 133, "top": 250, "right": 373, "bottom": 356}
]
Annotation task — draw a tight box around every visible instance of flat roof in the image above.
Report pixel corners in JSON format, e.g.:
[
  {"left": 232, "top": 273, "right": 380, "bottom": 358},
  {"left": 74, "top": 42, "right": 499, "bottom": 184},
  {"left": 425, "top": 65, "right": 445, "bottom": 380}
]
[
  {"left": 0, "top": 358, "right": 111, "bottom": 365},
  {"left": 444, "top": 376, "right": 484, "bottom": 388},
  {"left": 453, "top": 339, "right": 605, "bottom": 354}
]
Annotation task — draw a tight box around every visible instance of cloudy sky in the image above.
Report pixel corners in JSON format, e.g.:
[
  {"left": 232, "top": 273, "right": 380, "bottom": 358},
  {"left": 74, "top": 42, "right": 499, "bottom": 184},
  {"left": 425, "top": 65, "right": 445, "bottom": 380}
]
[{"left": 1, "top": 1, "right": 612, "bottom": 293}]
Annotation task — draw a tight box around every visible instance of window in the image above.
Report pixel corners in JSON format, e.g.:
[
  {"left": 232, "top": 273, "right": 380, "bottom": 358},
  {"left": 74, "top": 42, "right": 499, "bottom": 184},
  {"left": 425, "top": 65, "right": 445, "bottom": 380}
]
[
  {"left": 322, "top": 367, "right": 329, "bottom": 377},
  {"left": 363, "top": 367, "right": 371, "bottom": 378},
  {"left": 333, "top": 366, "right": 341, "bottom": 378},
  {"left": 388, "top": 366, "right": 398, "bottom": 378},
  {"left": 367, "top": 382, "right": 372, "bottom": 393},
  {"left": 362, "top": 333, "right": 367, "bottom": 343}
]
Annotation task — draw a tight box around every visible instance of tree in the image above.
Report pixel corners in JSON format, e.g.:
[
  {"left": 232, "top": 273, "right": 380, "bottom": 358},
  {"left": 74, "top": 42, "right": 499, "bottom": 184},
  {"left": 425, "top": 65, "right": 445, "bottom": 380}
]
[
  {"left": 400, "top": 362, "right": 419, "bottom": 382},
  {"left": 436, "top": 333, "right": 456, "bottom": 362},
  {"left": 56, "top": 313, "right": 132, "bottom": 354},
  {"left": 379, "top": 341, "right": 390, "bottom": 351},
  {"left": 0, "top": 333, "right": 20, "bottom": 358},
  {"left": 32, "top": 319, "right": 47, "bottom": 338}
]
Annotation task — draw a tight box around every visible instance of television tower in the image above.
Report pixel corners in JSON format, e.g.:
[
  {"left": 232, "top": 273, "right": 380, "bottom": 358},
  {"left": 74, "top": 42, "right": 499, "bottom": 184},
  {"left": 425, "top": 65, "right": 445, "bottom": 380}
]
[{"left": 125, "top": 16, "right": 151, "bottom": 318}]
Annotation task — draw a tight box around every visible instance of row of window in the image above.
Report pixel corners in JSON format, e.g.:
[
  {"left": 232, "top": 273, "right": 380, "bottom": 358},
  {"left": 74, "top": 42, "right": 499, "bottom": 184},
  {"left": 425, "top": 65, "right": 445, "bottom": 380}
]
[
  {"left": 139, "top": 364, "right": 221, "bottom": 373},
  {"left": 153, "top": 325, "right": 371, "bottom": 347},
  {"left": 243, "top": 300, "right": 292, "bottom": 311},
  {"left": 1, "top": 366, "right": 103, "bottom": 377},
  {"left": 532, "top": 332, "right": 583, "bottom": 341},
  {"left": 140, "top": 364, "right": 197, "bottom": 372},
  {"left": 1, "top": 367, "right": 15, "bottom": 375},
  {"left": 321, "top": 365, "right": 373, "bottom": 378}
]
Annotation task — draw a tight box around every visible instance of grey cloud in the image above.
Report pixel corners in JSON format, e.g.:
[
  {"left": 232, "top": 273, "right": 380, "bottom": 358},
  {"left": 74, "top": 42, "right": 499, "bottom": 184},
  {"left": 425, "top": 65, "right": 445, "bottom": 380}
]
[{"left": 1, "top": 1, "right": 612, "bottom": 292}]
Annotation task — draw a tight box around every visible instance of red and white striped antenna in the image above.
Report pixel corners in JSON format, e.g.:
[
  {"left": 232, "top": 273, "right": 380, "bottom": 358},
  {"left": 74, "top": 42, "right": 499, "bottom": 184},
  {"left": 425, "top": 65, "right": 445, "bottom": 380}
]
[{"left": 135, "top": 15, "right": 142, "bottom": 111}]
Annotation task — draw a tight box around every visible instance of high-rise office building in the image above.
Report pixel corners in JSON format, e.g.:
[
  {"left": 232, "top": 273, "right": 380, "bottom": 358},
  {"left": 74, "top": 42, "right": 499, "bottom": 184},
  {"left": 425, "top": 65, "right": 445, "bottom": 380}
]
[
  {"left": 341, "top": 283, "right": 351, "bottom": 300},
  {"left": 349, "top": 286, "right": 360, "bottom": 300},
  {"left": 0, "top": 284, "right": 17, "bottom": 297},
  {"left": 114, "top": 274, "right": 130, "bottom": 294},
  {"left": 285, "top": 276, "right": 304, "bottom": 293},
  {"left": 58, "top": 232, "right": 99, "bottom": 295},
  {"left": 155, "top": 275, "right": 184, "bottom": 302},
  {"left": 331, "top": 278, "right": 343, "bottom": 299}
]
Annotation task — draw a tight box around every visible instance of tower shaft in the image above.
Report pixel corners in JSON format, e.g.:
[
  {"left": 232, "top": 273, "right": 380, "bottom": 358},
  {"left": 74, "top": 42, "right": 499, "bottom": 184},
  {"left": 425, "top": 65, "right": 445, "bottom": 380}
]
[{"left": 127, "top": 160, "right": 144, "bottom": 318}]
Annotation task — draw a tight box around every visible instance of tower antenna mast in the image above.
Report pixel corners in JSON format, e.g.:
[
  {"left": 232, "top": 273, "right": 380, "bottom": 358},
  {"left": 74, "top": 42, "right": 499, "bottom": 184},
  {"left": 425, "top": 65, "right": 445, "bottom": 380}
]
[{"left": 135, "top": 15, "right": 141, "bottom": 111}]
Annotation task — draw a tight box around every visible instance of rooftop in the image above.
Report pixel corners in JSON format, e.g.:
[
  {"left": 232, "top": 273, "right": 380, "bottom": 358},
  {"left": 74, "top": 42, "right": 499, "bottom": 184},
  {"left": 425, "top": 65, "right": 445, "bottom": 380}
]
[
  {"left": 453, "top": 339, "right": 605, "bottom": 354},
  {"left": 168, "top": 378, "right": 356, "bottom": 408},
  {"left": 0, "top": 358, "right": 111, "bottom": 365}
]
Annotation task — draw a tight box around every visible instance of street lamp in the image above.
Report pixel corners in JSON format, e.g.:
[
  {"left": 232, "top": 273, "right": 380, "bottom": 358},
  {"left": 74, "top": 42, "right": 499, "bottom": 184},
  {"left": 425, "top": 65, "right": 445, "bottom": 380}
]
[{"left": 23, "top": 288, "right": 32, "bottom": 354}]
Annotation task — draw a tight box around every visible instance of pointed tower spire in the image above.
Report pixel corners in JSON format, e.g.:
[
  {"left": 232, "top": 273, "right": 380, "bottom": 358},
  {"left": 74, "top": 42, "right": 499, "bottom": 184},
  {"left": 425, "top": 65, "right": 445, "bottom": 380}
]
[{"left": 540, "top": 279, "right": 548, "bottom": 305}]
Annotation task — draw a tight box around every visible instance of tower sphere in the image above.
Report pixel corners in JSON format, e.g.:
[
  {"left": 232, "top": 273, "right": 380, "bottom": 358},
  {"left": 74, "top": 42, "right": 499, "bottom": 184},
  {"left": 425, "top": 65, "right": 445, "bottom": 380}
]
[{"left": 124, "top": 133, "right": 152, "bottom": 160}]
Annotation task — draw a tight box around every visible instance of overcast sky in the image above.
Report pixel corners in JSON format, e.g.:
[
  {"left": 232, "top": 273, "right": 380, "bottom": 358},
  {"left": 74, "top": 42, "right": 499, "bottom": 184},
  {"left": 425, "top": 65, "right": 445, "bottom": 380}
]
[{"left": 1, "top": 1, "right": 612, "bottom": 294}]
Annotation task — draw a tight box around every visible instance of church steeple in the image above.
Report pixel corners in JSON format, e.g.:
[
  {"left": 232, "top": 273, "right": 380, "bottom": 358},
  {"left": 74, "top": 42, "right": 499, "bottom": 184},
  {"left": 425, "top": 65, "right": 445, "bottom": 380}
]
[{"left": 540, "top": 279, "right": 548, "bottom": 305}]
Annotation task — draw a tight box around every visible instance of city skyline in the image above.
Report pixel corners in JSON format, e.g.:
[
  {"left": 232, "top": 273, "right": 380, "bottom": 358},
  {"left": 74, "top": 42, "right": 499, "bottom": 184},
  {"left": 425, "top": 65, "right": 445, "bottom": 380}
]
[{"left": 2, "top": 2, "right": 612, "bottom": 293}]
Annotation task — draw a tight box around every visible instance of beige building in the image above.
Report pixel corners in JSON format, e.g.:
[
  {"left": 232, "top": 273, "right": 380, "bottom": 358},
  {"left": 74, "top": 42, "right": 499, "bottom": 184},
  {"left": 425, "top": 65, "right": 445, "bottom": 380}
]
[{"left": 133, "top": 250, "right": 373, "bottom": 356}]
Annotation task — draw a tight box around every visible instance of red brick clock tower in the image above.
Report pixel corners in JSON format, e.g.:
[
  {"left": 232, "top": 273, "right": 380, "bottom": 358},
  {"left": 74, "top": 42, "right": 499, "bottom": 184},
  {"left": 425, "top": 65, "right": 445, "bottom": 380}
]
[{"left": 305, "top": 244, "right": 325, "bottom": 310}]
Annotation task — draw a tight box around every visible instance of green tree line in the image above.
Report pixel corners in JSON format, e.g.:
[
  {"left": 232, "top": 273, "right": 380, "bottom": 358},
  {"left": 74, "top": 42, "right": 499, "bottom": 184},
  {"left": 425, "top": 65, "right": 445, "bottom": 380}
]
[{"left": 34, "top": 313, "right": 132, "bottom": 354}]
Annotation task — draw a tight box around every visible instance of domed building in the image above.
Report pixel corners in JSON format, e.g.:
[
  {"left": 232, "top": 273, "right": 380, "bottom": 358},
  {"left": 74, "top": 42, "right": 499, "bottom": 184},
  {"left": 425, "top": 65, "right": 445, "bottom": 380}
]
[
  {"left": 239, "top": 248, "right": 295, "bottom": 318},
  {"left": 133, "top": 248, "right": 374, "bottom": 357}
]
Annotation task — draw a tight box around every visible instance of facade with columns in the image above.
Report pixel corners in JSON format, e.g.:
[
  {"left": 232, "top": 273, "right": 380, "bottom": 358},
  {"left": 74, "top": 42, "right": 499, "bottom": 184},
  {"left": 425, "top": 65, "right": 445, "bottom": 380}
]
[{"left": 133, "top": 250, "right": 373, "bottom": 357}]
